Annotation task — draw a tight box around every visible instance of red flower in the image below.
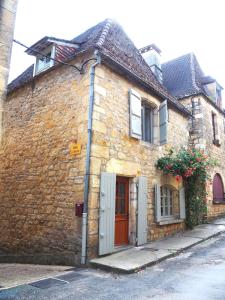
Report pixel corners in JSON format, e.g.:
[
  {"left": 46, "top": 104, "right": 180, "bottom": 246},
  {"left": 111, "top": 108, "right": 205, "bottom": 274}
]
[{"left": 175, "top": 175, "right": 181, "bottom": 182}]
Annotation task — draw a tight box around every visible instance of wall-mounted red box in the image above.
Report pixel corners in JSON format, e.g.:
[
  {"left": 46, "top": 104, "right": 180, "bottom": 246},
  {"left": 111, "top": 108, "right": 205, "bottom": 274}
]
[{"left": 75, "top": 203, "right": 84, "bottom": 217}]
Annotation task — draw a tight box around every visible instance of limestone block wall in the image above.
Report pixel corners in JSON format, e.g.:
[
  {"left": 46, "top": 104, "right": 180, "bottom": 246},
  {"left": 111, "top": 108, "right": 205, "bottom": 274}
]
[
  {"left": 0, "top": 55, "right": 91, "bottom": 265},
  {"left": 87, "top": 64, "right": 189, "bottom": 258},
  {"left": 180, "top": 96, "right": 225, "bottom": 218},
  {"left": 0, "top": 0, "right": 18, "bottom": 141}
]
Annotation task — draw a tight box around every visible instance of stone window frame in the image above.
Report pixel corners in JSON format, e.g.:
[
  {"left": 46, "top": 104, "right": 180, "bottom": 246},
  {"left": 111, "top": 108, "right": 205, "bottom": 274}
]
[{"left": 211, "top": 111, "right": 221, "bottom": 147}]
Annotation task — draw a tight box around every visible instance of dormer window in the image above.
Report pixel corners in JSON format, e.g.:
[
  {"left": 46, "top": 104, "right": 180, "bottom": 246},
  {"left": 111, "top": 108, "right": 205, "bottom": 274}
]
[
  {"left": 35, "top": 45, "right": 55, "bottom": 75},
  {"left": 25, "top": 36, "right": 80, "bottom": 77}
]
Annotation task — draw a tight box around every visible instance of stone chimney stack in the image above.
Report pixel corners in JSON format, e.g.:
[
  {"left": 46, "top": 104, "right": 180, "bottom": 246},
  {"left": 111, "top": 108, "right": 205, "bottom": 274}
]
[
  {"left": 0, "top": 0, "right": 18, "bottom": 142},
  {"left": 140, "top": 44, "right": 163, "bottom": 83}
]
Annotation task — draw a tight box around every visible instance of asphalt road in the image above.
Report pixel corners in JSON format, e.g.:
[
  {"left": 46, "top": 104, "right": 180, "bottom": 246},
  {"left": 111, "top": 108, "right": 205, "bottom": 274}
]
[{"left": 1, "top": 234, "right": 225, "bottom": 300}]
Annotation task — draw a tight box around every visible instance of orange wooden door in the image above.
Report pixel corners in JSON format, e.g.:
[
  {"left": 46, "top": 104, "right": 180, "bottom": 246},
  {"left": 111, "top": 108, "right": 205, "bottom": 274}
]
[{"left": 115, "top": 177, "right": 129, "bottom": 246}]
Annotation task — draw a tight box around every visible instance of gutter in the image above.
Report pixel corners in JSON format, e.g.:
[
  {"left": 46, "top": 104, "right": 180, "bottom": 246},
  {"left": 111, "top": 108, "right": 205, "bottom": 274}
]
[{"left": 81, "top": 50, "right": 100, "bottom": 265}]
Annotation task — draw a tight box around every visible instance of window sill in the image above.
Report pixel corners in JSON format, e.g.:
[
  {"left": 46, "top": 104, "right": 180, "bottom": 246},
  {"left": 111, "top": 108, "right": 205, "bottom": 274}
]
[
  {"left": 213, "top": 201, "right": 225, "bottom": 205},
  {"left": 140, "top": 140, "right": 158, "bottom": 149},
  {"left": 213, "top": 139, "right": 221, "bottom": 147},
  {"left": 158, "top": 218, "right": 184, "bottom": 226}
]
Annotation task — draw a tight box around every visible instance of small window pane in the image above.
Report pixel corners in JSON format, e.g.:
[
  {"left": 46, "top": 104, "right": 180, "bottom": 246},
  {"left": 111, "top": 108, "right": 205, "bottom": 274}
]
[
  {"left": 141, "top": 103, "right": 153, "bottom": 143},
  {"left": 160, "top": 186, "right": 174, "bottom": 217}
]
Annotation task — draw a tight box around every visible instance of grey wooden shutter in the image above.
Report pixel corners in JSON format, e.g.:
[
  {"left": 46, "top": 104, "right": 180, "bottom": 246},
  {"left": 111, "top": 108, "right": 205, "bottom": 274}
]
[
  {"left": 154, "top": 184, "right": 161, "bottom": 222},
  {"left": 153, "top": 108, "right": 158, "bottom": 144},
  {"left": 137, "top": 176, "right": 148, "bottom": 245},
  {"left": 129, "top": 89, "right": 142, "bottom": 139},
  {"left": 99, "top": 172, "right": 116, "bottom": 255},
  {"left": 179, "top": 187, "right": 186, "bottom": 219},
  {"left": 159, "top": 100, "right": 168, "bottom": 145}
]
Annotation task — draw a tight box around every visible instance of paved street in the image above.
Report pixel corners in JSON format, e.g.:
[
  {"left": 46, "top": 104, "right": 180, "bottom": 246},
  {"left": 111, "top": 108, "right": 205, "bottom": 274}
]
[{"left": 1, "top": 234, "right": 225, "bottom": 300}]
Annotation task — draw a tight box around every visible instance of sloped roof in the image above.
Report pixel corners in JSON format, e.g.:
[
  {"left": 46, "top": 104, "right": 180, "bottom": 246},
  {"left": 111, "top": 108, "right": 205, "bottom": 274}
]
[
  {"left": 162, "top": 52, "right": 223, "bottom": 99},
  {"left": 162, "top": 53, "right": 203, "bottom": 99},
  {"left": 8, "top": 19, "right": 189, "bottom": 115}
]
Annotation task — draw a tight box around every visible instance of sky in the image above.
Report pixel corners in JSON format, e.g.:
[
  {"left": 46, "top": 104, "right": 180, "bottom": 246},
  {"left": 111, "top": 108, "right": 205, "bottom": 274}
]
[{"left": 9, "top": 0, "right": 225, "bottom": 93}]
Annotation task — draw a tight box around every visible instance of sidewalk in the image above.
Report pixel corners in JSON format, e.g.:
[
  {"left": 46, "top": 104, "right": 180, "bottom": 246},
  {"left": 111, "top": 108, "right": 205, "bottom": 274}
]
[
  {"left": 0, "top": 264, "right": 73, "bottom": 290},
  {"left": 90, "top": 218, "right": 225, "bottom": 273}
]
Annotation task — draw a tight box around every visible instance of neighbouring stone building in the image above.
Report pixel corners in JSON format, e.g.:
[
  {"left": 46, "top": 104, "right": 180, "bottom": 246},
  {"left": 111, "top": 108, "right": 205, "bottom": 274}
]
[
  {"left": 0, "top": 19, "right": 224, "bottom": 265},
  {"left": 162, "top": 54, "right": 225, "bottom": 218},
  {"left": 0, "top": 0, "right": 18, "bottom": 141}
]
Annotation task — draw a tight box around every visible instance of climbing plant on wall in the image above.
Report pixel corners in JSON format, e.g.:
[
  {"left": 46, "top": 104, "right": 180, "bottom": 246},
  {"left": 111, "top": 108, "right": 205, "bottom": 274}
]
[{"left": 156, "top": 147, "right": 216, "bottom": 229}]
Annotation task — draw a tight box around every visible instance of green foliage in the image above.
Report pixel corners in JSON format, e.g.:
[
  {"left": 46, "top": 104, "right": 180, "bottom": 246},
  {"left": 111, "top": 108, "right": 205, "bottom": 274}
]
[{"left": 156, "top": 147, "right": 216, "bottom": 228}]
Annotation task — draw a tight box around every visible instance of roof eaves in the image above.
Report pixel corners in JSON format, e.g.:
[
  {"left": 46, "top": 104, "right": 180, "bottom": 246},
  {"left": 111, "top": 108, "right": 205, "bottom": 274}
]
[
  {"left": 179, "top": 92, "right": 225, "bottom": 116},
  {"left": 99, "top": 51, "right": 191, "bottom": 117}
]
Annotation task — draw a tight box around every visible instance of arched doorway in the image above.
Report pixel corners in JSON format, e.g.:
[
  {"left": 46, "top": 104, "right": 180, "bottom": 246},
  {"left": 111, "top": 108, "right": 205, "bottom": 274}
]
[{"left": 213, "top": 174, "right": 224, "bottom": 203}]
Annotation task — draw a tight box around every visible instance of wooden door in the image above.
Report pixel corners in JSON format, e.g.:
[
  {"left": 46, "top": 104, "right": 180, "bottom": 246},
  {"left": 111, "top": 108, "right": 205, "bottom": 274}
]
[
  {"left": 115, "top": 177, "right": 129, "bottom": 246},
  {"left": 213, "top": 173, "right": 224, "bottom": 203}
]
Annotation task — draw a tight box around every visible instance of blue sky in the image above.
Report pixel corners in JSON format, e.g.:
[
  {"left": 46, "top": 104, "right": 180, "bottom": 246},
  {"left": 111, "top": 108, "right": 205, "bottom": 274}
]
[{"left": 10, "top": 0, "right": 225, "bottom": 94}]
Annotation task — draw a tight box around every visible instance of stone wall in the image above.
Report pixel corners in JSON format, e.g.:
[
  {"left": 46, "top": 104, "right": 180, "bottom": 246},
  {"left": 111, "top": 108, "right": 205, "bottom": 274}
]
[
  {"left": 0, "top": 0, "right": 18, "bottom": 142},
  {"left": 87, "top": 64, "right": 189, "bottom": 258},
  {"left": 180, "top": 95, "right": 225, "bottom": 218},
  {"left": 0, "top": 54, "right": 91, "bottom": 265}
]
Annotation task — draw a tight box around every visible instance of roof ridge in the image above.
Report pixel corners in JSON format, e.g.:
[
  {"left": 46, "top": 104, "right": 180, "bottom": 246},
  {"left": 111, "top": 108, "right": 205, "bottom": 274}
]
[
  {"left": 96, "top": 19, "right": 113, "bottom": 48},
  {"left": 190, "top": 52, "right": 201, "bottom": 92}
]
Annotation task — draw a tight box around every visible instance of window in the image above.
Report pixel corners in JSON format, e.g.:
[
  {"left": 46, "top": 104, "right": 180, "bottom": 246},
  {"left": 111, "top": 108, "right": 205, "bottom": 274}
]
[
  {"left": 213, "top": 174, "right": 224, "bottom": 204},
  {"left": 212, "top": 112, "right": 220, "bottom": 146},
  {"left": 35, "top": 45, "right": 55, "bottom": 75},
  {"left": 160, "top": 185, "right": 173, "bottom": 217},
  {"left": 141, "top": 103, "right": 153, "bottom": 143}
]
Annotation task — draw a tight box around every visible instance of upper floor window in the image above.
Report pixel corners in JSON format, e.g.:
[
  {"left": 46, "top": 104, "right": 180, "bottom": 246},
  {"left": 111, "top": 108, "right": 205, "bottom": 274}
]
[
  {"left": 35, "top": 45, "right": 55, "bottom": 75},
  {"left": 212, "top": 112, "right": 220, "bottom": 146},
  {"left": 141, "top": 103, "right": 153, "bottom": 143},
  {"left": 129, "top": 89, "right": 168, "bottom": 145}
]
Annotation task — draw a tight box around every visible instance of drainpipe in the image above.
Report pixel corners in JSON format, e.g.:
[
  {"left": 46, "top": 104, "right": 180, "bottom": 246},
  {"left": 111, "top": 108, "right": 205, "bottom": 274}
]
[{"left": 81, "top": 51, "right": 100, "bottom": 265}]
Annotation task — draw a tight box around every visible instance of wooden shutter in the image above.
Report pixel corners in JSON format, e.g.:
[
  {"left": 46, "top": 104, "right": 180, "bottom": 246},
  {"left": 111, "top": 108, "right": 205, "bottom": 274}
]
[
  {"left": 129, "top": 89, "right": 142, "bottom": 139},
  {"left": 153, "top": 108, "right": 158, "bottom": 144},
  {"left": 159, "top": 100, "right": 168, "bottom": 145},
  {"left": 99, "top": 172, "right": 116, "bottom": 255},
  {"left": 179, "top": 187, "right": 186, "bottom": 219},
  {"left": 137, "top": 176, "right": 148, "bottom": 245},
  {"left": 154, "top": 184, "right": 161, "bottom": 222}
]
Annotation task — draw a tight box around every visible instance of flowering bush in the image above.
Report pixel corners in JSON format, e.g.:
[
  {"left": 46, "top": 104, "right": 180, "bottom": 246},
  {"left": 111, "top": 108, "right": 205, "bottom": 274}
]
[
  {"left": 156, "top": 148, "right": 213, "bottom": 182},
  {"left": 156, "top": 147, "right": 216, "bottom": 228}
]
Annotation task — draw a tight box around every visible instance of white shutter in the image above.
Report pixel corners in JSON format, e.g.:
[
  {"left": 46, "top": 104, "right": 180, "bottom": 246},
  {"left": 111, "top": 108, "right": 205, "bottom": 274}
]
[
  {"left": 137, "top": 176, "right": 148, "bottom": 245},
  {"left": 99, "top": 172, "right": 116, "bottom": 255},
  {"left": 159, "top": 100, "right": 168, "bottom": 145},
  {"left": 129, "top": 89, "right": 142, "bottom": 139},
  {"left": 154, "top": 184, "right": 161, "bottom": 222},
  {"left": 179, "top": 187, "right": 186, "bottom": 219}
]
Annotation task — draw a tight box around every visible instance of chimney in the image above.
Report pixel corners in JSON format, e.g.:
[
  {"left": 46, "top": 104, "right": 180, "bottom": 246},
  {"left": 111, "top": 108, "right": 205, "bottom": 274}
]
[{"left": 140, "top": 44, "right": 163, "bottom": 83}]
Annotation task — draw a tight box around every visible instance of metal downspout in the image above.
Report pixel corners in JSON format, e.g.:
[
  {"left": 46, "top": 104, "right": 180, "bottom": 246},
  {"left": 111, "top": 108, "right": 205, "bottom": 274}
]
[{"left": 81, "top": 51, "right": 100, "bottom": 265}]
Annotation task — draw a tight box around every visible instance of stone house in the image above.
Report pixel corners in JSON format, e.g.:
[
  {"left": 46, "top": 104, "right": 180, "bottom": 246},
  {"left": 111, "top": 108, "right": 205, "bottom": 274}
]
[
  {"left": 0, "top": 19, "right": 224, "bottom": 265},
  {"left": 162, "top": 54, "right": 225, "bottom": 218}
]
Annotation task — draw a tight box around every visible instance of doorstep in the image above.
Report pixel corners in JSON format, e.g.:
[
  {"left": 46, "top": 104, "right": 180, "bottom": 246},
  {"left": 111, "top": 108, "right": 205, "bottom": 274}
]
[{"left": 90, "top": 219, "right": 225, "bottom": 274}]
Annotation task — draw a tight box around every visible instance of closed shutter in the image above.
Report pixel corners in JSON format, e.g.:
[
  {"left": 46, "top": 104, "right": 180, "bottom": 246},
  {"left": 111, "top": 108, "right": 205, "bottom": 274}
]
[
  {"left": 137, "top": 176, "right": 148, "bottom": 245},
  {"left": 129, "top": 89, "right": 142, "bottom": 139},
  {"left": 154, "top": 184, "right": 161, "bottom": 222},
  {"left": 179, "top": 187, "right": 186, "bottom": 219},
  {"left": 159, "top": 100, "right": 168, "bottom": 145},
  {"left": 99, "top": 172, "right": 116, "bottom": 255}
]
